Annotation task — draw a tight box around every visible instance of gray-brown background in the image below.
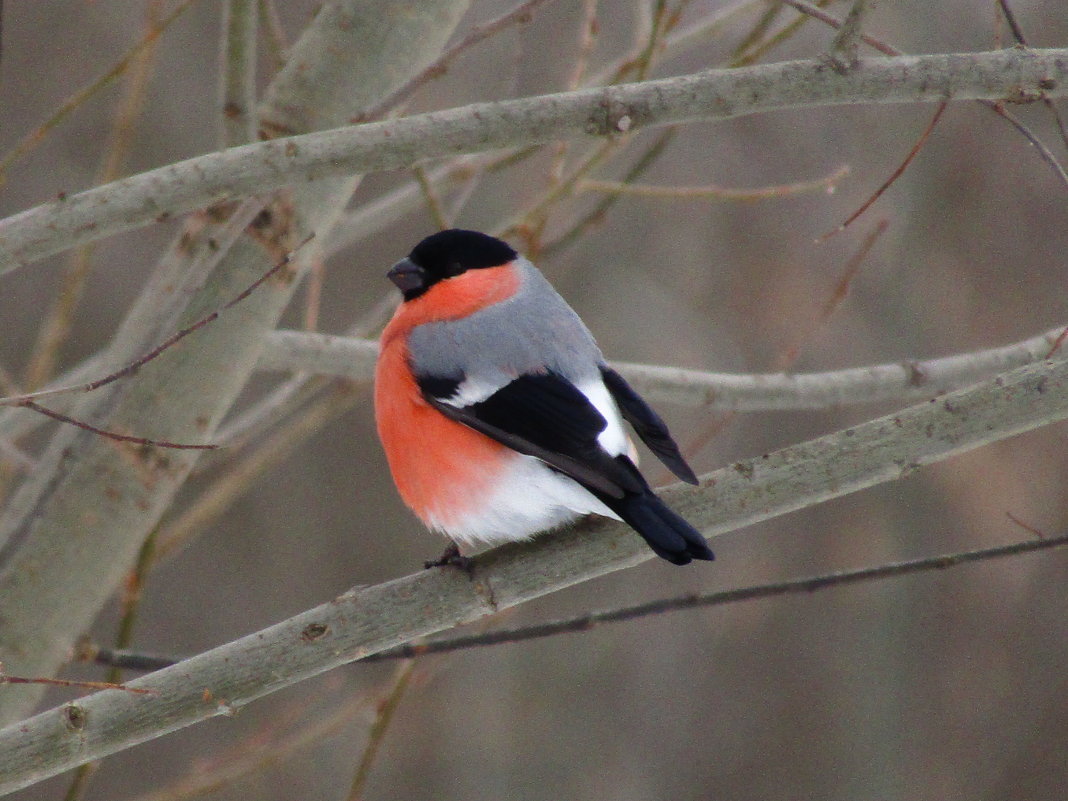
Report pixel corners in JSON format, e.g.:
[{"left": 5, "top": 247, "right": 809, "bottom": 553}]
[{"left": 2, "top": 2, "right": 1068, "bottom": 799}]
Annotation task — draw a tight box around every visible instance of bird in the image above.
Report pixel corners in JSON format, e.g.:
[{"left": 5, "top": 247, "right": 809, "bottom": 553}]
[{"left": 374, "top": 229, "right": 714, "bottom": 566}]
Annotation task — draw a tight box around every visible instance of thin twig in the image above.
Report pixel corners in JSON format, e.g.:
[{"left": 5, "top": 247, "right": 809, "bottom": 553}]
[
  {"left": 818, "top": 103, "right": 947, "bottom": 241},
  {"left": 778, "top": 0, "right": 897, "bottom": 55},
  {"left": 0, "top": 669, "right": 156, "bottom": 696},
  {"left": 996, "top": 0, "right": 1068, "bottom": 150},
  {"left": 258, "top": 0, "right": 289, "bottom": 72},
  {"left": 344, "top": 661, "right": 415, "bottom": 801},
  {"left": 983, "top": 102, "right": 1068, "bottom": 190},
  {"left": 1006, "top": 511, "right": 1047, "bottom": 539},
  {"left": 219, "top": 0, "right": 259, "bottom": 147},
  {"left": 118, "top": 684, "right": 372, "bottom": 801},
  {"left": 0, "top": 233, "right": 311, "bottom": 449},
  {"left": 64, "top": 529, "right": 159, "bottom": 801},
  {"left": 505, "top": 0, "right": 677, "bottom": 253},
  {"left": 23, "top": 0, "right": 165, "bottom": 392},
  {"left": 567, "top": 0, "right": 600, "bottom": 92},
  {"left": 826, "top": 0, "right": 870, "bottom": 70},
  {"left": 113, "top": 530, "right": 159, "bottom": 667},
  {"left": 730, "top": 2, "right": 783, "bottom": 62},
  {"left": 364, "top": 532, "right": 1068, "bottom": 660},
  {"left": 1044, "top": 326, "right": 1068, "bottom": 359},
  {"left": 0, "top": 234, "right": 312, "bottom": 409},
  {"left": 634, "top": 0, "right": 669, "bottom": 81},
  {"left": 675, "top": 212, "right": 882, "bottom": 471},
  {"left": 354, "top": 0, "right": 559, "bottom": 123},
  {"left": 996, "top": 0, "right": 1027, "bottom": 46},
  {"left": 79, "top": 238, "right": 304, "bottom": 393},
  {"left": 60, "top": 762, "right": 97, "bottom": 801},
  {"left": 774, "top": 218, "right": 887, "bottom": 369},
  {"left": 412, "top": 164, "right": 451, "bottom": 230},
  {"left": 782, "top": 0, "right": 1068, "bottom": 191},
  {"left": 731, "top": 0, "right": 834, "bottom": 67},
  {"left": 19, "top": 401, "right": 216, "bottom": 451},
  {"left": 605, "top": 0, "right": 763, "bottom": 81},
  {"left": 539, "top": 0, "right": 600, "bottom": 242},
  {"left": 542, "top": 127, "right": 677, "bottom": 256},
  {"left": 0, "top": 0, "right": 201, "bottom": 185},
  {"left": 579, "top": 165, "right": 849, "bottom": 200}
]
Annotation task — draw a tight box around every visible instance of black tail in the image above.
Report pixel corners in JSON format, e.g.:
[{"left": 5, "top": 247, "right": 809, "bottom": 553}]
[{"left": 607, "top": 490, "right": 714, "bottom": 566}]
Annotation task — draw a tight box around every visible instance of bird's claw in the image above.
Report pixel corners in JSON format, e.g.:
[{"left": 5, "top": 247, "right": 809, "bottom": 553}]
[{"left": 424, "top": 542, "right": 474, "bottom": 574}]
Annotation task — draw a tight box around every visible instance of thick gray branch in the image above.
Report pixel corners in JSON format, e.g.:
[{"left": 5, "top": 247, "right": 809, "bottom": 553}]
[
  {"left": 1, "top": 354, "right": 1067, "bottom": 793},
  {"left": 3, "top": 322, "right": 1060, "bottom": 449},
  {"left": 0, "top": 0, "right": 471, "bottom": 724},
  {"left": 1, "top": 48, "right": 1065, "bottom": 271},
  {"left": 256, "top": 325, "right": 1066, "bottom": 410}
]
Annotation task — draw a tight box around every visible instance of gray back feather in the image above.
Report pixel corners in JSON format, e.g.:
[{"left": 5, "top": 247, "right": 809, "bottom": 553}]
[{"left": 406, "top": 258, "right": 604, "bottom": 387}]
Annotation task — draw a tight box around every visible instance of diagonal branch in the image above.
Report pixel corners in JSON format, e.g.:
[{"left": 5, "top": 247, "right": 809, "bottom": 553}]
[
  {"left": 0, "top": 0, "right": 474, "bottom": 727},
  {"left": 2, "top": 353, "right": 1068, "bottom": 793},
  {"left": 1, "top": 48, "right": 1065, "bottom": 272},
  {"left": 85, "top": 528, "right": 1068, "bottom": 673}
]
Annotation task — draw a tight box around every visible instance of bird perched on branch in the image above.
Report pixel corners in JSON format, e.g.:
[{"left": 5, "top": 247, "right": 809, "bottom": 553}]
[{"left": 374, "top": 229, "right": 713, "bottom": 566}]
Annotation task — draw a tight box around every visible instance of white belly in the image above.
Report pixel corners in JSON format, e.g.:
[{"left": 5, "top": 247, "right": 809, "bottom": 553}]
[{"left": 426, "top": 453, "right": 621, "bottom": 547}]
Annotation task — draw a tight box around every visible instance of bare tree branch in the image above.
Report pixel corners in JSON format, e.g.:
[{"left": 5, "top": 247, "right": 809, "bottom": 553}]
[
  {"left": 255, "top": 323, "right": 1067, "bottom": 410},
  {"left": 1, "top": 48, "right": 1065, "bottom": 273},
  {"left": 0, "top": 0, "right": 473, "bottom": 725},
  {"left": 2, "top": 353, "right": 1068, "bottom": 792},
  {"left": 86, "top": 527, "right": 1068, "bottom": 672},
  {"left": 219, "top": 0, "right": 259, "bottom": 147}
]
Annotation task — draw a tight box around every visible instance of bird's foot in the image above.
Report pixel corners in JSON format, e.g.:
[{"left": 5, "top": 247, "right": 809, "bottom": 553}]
[{"left": 424, "top": 542, "right": 474, "bottom": 573}]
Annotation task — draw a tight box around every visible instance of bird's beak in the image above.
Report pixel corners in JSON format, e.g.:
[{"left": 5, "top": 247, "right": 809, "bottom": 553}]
[{"left": 387, "top": 258, "right": 426, "bottom": 296}]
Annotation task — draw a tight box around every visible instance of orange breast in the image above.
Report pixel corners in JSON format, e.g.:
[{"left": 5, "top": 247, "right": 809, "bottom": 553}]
[
  {"left": 374, "top": 336, "right": 511, "bottom": 529},
  {"left": 374, "top": 263, "right": 522, "bottom": 529}
]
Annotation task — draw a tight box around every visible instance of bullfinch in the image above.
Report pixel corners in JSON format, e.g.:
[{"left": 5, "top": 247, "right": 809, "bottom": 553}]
[{"left": 374, "top": 229, "right": 714, "bottom": 566}]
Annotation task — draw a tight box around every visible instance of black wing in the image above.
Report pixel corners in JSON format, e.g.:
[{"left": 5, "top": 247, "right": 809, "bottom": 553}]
[
  {"left": 599, "top": 366, "right": 699, "bottom": 485},
  {"left": 417, "top": 371, "right": 644, "bottom": 499}
]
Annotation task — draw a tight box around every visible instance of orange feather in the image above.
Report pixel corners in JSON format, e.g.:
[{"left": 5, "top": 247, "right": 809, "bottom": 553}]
[{"left": 374, "top": 263, "right": 521, "bottom": 528}]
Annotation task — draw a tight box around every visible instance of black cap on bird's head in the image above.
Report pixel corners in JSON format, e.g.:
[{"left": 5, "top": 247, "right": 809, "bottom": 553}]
[{"left": 387, "top": 229, "right": 518, "bottom": 301}]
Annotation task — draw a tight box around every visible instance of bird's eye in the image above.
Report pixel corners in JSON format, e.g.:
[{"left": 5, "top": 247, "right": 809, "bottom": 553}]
[{"left": 446, "top": 260, "right": 465, "bottom": 276}]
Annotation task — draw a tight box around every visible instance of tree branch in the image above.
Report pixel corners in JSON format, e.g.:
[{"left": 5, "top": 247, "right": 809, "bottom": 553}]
[
  {"left": 255, "top": 324, "right": 1067, "bottom": 410},
  {"left": 218, "top": 0, "right": 259, "bottom": 147},
  {"left": 2, "top": 353, "right": 1068, "bottom": 793},
  {"left": 0, "top": 0, "right": 473, "bottom": 725},
  {"left": 1, "top": 48, "right": 1065, "bottom": 272},
  {"left": 85, "top": 528, "right": 1068, "bottom": 672}
]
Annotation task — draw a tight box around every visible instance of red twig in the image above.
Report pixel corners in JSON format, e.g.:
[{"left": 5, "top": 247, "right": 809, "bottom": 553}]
[
  {"left": 777, "top": 219, "right": 887, "bottom": 369},
  {"left": 0, "top": 669, "right": 157, "bottom": 696},
  {"left": 83, "top": 235, "right": 308, "bottom": 394},
  {"left": 1044, "top": 327, "right": 1068, "bottom": 359},
  {"left": 0, "top": 235, "right": 312, "bottom": 449},
  {"left": 1006, "top": 511, "right": 1047, "bottom": 540},
  {"left": 19, "top": 401, "right": 216, "bottom": 450},
  {"left": 353, "top": 0, "right": 558, "bottom": 123},
  {"left": 818, "top": 102, "right": 946, "bottom": 242},
  {"left": 0, "top": 235, "right": 312, "bottom": 410},
  {"left": 783, "top": 0, "right": 1068, "bottom": 192}
]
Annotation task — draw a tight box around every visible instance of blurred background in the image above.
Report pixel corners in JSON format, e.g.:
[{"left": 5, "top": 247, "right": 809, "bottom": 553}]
[{"left": 2, "top": 1, "right": 1068, "bottom": 799}]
